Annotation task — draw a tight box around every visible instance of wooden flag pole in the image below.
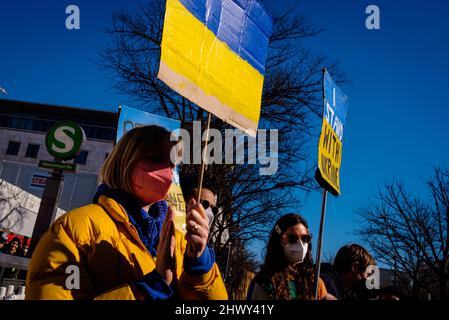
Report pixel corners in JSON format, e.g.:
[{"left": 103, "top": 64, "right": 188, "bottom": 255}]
[
  {"left": 186, "top": 112, "right": 212, "bottom": 257},
  {"left": 197, "top": 112, "right": 212, "bottom": 203},
  {"left": 313, "top": 189, "right": 328, "bottom": 300}
]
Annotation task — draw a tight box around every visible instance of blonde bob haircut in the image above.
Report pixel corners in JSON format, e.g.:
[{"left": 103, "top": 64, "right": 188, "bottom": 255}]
[{"left": 99, "top": 125, "right": 175, "bottom": 194}]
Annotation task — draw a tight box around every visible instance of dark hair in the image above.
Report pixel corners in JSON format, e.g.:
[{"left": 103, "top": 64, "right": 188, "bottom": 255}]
[
  {"left": 10, "top": 237, "right": 21, "bottom": 245},
  {"left": 180, "top": 174, "right": 217, "bottom": 201},
  {"left": 333, "top": 244, "right": 375, "bottom": 274},
  {"left": 1, "top": 237, "right": 21, "bottom": 255},
  {"left": 257, "top": 213, "right": 316, "bottom": 300}
]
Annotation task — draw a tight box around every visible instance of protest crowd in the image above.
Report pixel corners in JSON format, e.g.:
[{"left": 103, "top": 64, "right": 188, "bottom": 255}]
[
  {"left": 1, "top": 0, "right": 445, "bottom": 304},
  {"left": 0, "top": 125, "right": 405, "bottom": 301}
]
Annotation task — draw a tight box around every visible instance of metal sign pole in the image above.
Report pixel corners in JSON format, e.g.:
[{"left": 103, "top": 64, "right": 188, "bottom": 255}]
[
  {"left": 28, "top": 122, "right": 85, "bottom": 257},
  {"left": 28, "top": 164, "right": 64, "bottom": 257},
  {"left": 313, "top": 189, "right": 328, "bottom": 300}
]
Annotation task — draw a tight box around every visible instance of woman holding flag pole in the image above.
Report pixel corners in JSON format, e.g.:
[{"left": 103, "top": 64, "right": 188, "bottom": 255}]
[{"left": 26, "top": 125, "right": 227, "bottom": 300}]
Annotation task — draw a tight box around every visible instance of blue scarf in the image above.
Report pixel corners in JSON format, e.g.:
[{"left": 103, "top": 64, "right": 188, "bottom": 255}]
[{"left": 93, "top": 184, "right": 167, "bottom": 257}]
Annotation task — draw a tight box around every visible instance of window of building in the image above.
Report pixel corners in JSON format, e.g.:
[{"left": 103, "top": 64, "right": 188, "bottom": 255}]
[
  {"left": 25, "top": 143, "right": 40, "bottom": 158},
  {"left": 0, "top": 115, "right": 11, "bottom": 127},
  {"left": 74, "top": 150, "right": 89, "bottom": 165},
  {"left": 83, "top": 125, "right": 115, "bottom": 141},
  {"left": 6, "top": 141, "right": 21, "bottom": 156}
]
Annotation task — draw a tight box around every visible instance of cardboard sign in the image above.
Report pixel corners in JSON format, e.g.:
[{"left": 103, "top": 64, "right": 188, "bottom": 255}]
[
  {"left": 316, "top": 70, "right": 348, "bottom": 196},
  {"left": 158, "top": 0, "right": 273, "bottom": 136}
]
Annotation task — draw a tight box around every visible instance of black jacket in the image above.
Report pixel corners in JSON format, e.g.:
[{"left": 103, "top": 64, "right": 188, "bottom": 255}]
[{"left": 321, "top": 263, "right": 346, "bottom": 300}]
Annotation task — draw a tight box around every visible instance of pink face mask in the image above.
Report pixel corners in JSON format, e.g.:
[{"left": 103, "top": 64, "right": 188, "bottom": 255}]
[{"left": 131, "top": 160, "right": 173, "bottom": 204}]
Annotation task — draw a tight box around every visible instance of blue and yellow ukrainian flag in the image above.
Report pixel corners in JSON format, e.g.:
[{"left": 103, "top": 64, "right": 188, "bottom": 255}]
[{"left": 158, "top": 0, "right": 272, "bottom": 136}]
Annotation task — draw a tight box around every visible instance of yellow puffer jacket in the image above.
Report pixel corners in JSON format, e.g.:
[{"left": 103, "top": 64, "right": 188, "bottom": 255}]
[{"left": 25, "top": 195, "right": 228, "bottom": 300}]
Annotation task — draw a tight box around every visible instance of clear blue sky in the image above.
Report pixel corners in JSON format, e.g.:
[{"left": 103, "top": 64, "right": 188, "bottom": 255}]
[
  {"left": 291, "top": 0, "right": 449, "bottom": 262},
  {"left": 1, "top": 1, "right": 448, "bottom": 264}
]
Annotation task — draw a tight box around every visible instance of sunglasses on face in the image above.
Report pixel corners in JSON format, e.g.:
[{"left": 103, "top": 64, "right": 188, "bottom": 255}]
[
  {"left": 200, "top": 199, "right": 219, "bottom": 215},
  {"left": 285, "top": 234, "right": 311, "bottom": 244}
]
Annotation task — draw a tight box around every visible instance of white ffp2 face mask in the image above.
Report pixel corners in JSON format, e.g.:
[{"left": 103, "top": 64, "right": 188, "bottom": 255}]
[{"left": 283, "top": 240, "right": 308, "bottom": 264}]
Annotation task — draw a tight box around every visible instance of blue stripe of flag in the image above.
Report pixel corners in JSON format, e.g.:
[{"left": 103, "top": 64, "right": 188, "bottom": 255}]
[
  {"left": 324, "top": 70, "right": 348, "bottom": 125},
  {"left": 178, "top": 0, "right": 272, "bottom": 75}
]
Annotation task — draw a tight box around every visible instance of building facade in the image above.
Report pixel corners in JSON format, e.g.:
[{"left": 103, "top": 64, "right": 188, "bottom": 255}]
[{"left": 0, "top": 99, "right": 117, "bottom": 236}]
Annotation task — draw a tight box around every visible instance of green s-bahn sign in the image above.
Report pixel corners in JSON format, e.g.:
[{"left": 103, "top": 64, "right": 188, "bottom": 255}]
[{"left": 45, "top": 122, "right": 86, "bottom": 160}]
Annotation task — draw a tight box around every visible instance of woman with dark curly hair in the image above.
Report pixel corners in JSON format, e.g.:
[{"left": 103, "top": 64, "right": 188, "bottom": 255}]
[{"left": 248, "top": 214, "right": 330, "bottom": 300}]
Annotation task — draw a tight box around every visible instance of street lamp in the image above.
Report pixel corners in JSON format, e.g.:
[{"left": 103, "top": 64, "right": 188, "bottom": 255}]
[{"left": 0, "top": 86, "right": 7, "bottom": 95}]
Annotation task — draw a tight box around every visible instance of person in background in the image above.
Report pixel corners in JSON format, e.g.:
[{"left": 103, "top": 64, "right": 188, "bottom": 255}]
[
  {"left": 181, "top": 175, "right": 219, "bottom": 230},
  {"left": 26, "top": 125, "right": 227, "bottom": 300},
  {"left": 1, "top": 237, "right": 21, "bottom": 256},
  {"left": 320, "top": 243, "right": 376, "bottom": 301},
  {"left": 227, "top": 267, "right": 255, "bottom": 300},
  {"left": 20, "top": 244, "right": 29, "bottom": 257},
  {"left": 0, "top": 233, "right": 6, "bottom": 251},
  {"left": 248, "top": 214, "right": 330, "bottom": 300},
  {"left": 1, "top": 237, "right": 23, "bottom": 279}
]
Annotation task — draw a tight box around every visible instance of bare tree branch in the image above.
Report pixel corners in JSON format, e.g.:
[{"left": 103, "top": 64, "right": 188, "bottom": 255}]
[{"left": 356, "top": 168, "right": 449, "bottom": 299}]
